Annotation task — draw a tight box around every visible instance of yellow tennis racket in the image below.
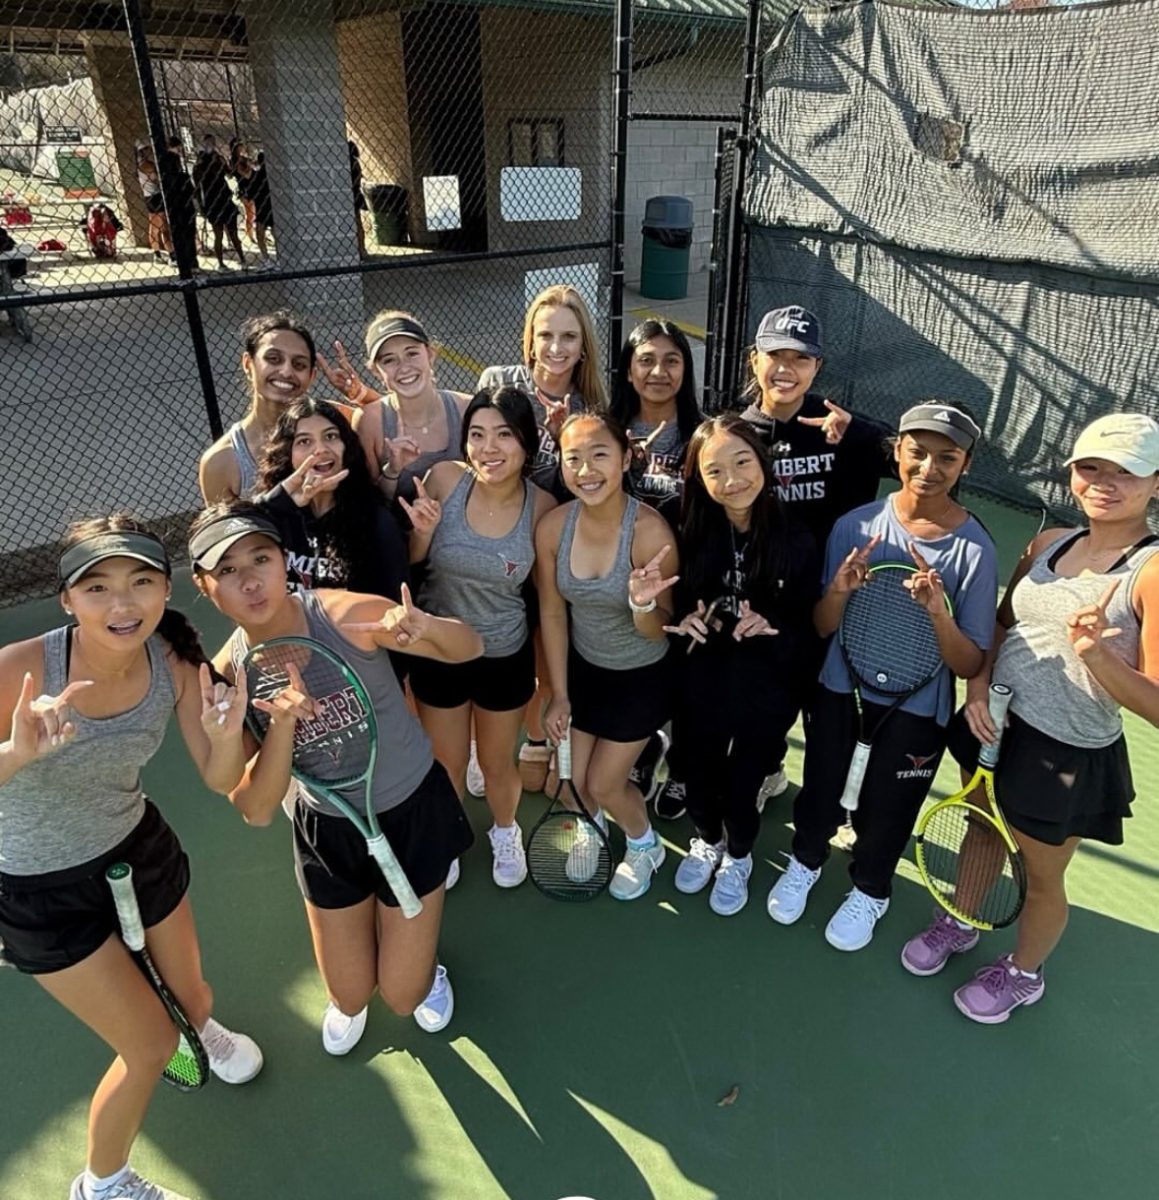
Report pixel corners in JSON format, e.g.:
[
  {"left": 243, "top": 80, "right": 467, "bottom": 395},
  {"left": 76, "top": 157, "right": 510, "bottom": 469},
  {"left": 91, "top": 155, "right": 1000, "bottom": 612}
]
[{"left": 914, "top": 684, "right": 1027, "bottom": 931}]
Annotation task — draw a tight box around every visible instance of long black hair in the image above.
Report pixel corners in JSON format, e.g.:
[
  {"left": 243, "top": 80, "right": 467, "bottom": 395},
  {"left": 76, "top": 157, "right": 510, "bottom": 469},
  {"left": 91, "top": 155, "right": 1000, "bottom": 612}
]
[
  {"left": 611, "top": 320, "right": 702, "bottom": 441},
  {"left": 256, "top": 395, "right": 382, "bottom": 580},
  {"left": 460, "top": 385, "right": 540, "bottom": 477},
  {"left": 679, "top": 415, "right": 791, "bottom": 600},
  {"left": 60, "top": 514, "right": 210, "bottom": 668}
]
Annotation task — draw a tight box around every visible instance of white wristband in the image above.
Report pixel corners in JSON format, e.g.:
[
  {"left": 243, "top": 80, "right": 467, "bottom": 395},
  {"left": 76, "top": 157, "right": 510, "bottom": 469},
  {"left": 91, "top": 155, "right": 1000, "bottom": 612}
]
[{"left": 628, "top": 596, "right": 657, "bottom": 615}]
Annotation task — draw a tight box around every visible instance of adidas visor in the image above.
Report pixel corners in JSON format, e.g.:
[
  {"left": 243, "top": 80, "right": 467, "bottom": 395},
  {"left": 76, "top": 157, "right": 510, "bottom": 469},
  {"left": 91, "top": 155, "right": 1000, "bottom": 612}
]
[{"left": 898, "top": 403, "right": 981, "bottom": 453}]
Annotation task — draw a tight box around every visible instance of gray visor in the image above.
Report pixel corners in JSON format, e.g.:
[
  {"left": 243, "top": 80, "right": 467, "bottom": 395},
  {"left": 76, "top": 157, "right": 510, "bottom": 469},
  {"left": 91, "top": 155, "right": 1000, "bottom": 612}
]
[
  {"left": 59, "top": 532, "right": 169, "bottom": 589},
  {"left": 188, "top": 514, "right": 282, "bottom": 571}
]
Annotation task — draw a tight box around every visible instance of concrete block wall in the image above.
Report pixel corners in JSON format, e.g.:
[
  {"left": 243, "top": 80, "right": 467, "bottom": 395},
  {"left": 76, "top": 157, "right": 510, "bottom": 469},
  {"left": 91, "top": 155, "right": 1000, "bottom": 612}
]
[{"left": 625, "top": 120, "right": 718, "bottom": 288}]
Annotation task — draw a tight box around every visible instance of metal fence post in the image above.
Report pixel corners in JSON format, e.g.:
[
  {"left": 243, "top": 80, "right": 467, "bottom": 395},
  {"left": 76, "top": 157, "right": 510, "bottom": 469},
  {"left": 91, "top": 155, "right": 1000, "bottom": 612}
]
[{"left": 609, "top": 0, "right": 633, "bottom": 380}]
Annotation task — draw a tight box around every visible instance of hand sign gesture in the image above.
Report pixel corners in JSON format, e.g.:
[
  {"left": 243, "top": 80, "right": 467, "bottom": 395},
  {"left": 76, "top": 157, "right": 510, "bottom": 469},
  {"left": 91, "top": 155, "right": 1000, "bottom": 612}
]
[
  {"left": 629, "top": 544, "right": 679, "bottom": 611},
  {"left": 732, "top": 600, "right": 779, "bottom": 640},
  {"left": 398, "top": 475, "right": 441, "bottom": 536},
  {"left": 797, "top": 399, "right": 852, "bottom": 445},
  {"left": 830, "top": 534, "right": 882, "bottom": 595},
  {"left": 380, "top": 434, "right": 422, "bottom": 478},
  {"left": 251, "top": 661, "right": 316, "bottom": 727},
  {"left": 664, "top": 599, "right": 712, "bottom": 648},
  {"left": 284, "top": 449, "right": 349, "bottom": 508},
  {"left": 198, "top": 662, "right": 248, "bottom": 738},
  {"left": 1067, "top": 579, "right": 1122, "bottom": 661},
  {"left": 904, "top": 541, "right": 948, "bottom": 615},
  {"left": 343, "top": 583, "right": 431, "bottom": 649},
  {"left": 540, "top": 391, "right": 572, "bottom": 443},
  {"left": 317, "top": 340, "right": 372, "bottom": 405},
  {"left": 629, "top": 420, "right": 669, "bottom": 469},
  {"left": 7, "top": 674, "right": 94, "bottom": 766}
]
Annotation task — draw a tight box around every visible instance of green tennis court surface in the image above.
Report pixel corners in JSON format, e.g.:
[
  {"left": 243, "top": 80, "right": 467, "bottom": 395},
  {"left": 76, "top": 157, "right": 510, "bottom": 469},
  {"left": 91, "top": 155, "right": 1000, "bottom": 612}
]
[{"left": 2, "top": 493, "right": 1157, "bottom": 1200}]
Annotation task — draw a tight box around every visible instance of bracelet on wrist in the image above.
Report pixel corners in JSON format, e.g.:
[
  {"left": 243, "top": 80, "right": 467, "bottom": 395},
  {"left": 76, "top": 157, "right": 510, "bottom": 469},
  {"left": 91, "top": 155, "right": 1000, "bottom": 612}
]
[{"left": 628, "top": 596, "right": 657, "bottom": 615}]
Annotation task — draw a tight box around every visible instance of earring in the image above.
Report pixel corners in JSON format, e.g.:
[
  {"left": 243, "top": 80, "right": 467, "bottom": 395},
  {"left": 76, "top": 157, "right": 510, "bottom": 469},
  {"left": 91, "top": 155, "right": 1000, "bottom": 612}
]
[{"left": 63, "top": 606, "right": 73, "bottom": 615}]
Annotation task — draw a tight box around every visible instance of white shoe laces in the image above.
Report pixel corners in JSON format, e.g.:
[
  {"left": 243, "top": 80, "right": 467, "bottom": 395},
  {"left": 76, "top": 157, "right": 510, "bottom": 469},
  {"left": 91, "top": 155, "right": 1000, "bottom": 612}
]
[
  {"left": 489, "top": 825, "right": 523, "bottom": 865},
  {"left": 687, "top": 837, "right": 721, "bottom": 863},
  {"left": 780, "top": 854, "right": 818, "bottom": 895},
  {"left": 840, "top": 889, "right": 886, "bottom": 924},
  {"left": 714, "top": 856, "right": 750, "bottom": 898},
  {"left": 199, "top": 1019, "right": 236, "bottom": 1063}
]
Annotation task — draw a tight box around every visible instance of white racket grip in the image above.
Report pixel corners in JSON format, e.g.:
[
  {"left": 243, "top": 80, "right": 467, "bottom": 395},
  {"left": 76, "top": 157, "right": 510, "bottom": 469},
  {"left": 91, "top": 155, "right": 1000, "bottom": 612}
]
[
  {"left": 366, "top": 835, "right": 424, "bottom": 919},
  {"left": 840, "top": 741, "right": 872, "bottom": 812},
  {"left": 556, "top": 730, "right": 573, "bottom": 782},
  {"left": 978, "top": 684, "right": 1013, "bottom": 769},
  {"left": 106, "top": 864, "right": 146, "bottom": 951}
]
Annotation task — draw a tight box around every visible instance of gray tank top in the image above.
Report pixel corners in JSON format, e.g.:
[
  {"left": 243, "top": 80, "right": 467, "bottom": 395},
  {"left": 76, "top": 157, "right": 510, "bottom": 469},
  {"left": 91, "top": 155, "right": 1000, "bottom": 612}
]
[
  {"left": 230, "top": 591, "right": 433, "bottom": 816},
  {"left": 556, "top": 496, "right": 668, "bottom": 670},
  {"left": 0, "top": 629, "right": 175, "bottom": 876},
  {"left": 228, "top": 421, "right": 260, "bottom": 497},
  {"left": 377, "top": 389, "right": 462, "bottom": 482},
  {"left": 422, "top": 470, "right": 536, "bottom": 656},
  {"left": 994, "top": 531, "right": 1159, "bottom": 749}
]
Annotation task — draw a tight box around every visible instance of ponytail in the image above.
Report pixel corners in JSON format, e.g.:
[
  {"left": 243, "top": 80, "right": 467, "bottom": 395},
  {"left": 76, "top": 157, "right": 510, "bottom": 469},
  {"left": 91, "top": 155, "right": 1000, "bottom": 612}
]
[{"left": 157, "top": 607, "right": 211, "bottom": 669}]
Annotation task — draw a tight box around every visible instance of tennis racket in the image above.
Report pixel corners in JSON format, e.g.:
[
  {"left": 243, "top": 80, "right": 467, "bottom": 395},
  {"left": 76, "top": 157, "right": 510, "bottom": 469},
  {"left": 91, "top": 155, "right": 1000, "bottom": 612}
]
[
  {"left": 106, "top": 863, "right": 209, "bottom": 1092},
  {"left": 838, "top": 562, "right": 951, "bottom": 813},
  {"left": 914, "top": 683, "right": 1027, "bottom": 930},
  {"left": 527, "top": 731, "right": 613, "bottom": 900},
  {"left": 242, "top": 635, "right": 423, "bottom": 919}
]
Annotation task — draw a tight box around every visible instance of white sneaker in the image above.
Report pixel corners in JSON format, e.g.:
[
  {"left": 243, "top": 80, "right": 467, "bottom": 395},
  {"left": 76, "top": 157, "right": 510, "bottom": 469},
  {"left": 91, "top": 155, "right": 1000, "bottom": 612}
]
[
  {"left": 199, "top": 1017, "right": 263, "bottom": 1084},
  {"left": 488, "top": 823, "right": 527, "bottom": 888},
  {"left": 413, "top": 964, "right": 454, "bottom": 1033},
  {"left": 825, "top": 887, "right": 890, "bottom": 952},
  {"left": 709, "top": 853, "right": 753, "bottom": 917},
  {"left": 466, "top": 739, "right": 485, "bottom": 796},
  {"left": 610, "top": 836, "right": 666, "bottom": 901},
  {"left": 71, "top": 1168, "right": 191, "bottom": 1199},
  {"left": 756, "top": 768, "right": 789, "bottom": 814},
  {"left": 445, "top": 857, "right": 460, "bottom": 890},
  {"left": 674, "top": 837, "right": 724, "bottom": 894},
  {"left": 565, "top": 810, "right": 608, "bottom": 884},
  {"left": 766, "top": 854, "right": 821, "bottom": 925},
  {"left": 322, "top": 1002, "right": 368, "bottom": 1056}
]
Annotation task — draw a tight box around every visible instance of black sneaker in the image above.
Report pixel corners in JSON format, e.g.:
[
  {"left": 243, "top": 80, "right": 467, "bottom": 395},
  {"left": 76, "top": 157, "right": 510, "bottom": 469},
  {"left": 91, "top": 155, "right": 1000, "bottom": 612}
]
[
  {"left": 654, "top": 778, "right": 687, "bottom": 821},
  {"left": 628, "top": 729, "right": 669, "bottom": 803}
]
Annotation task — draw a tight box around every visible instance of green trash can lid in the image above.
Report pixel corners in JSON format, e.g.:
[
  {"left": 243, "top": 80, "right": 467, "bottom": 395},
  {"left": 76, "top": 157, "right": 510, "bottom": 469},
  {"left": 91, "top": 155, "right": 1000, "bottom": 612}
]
[{"left": 643, "top": 194, "right": 693, "bottom": 229}]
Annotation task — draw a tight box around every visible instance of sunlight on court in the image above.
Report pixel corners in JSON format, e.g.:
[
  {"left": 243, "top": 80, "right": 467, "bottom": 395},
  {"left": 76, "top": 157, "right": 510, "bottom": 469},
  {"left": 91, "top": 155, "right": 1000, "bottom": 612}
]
[{"left": 450, "top": 1039, "right": 541, "bottom": 1138}]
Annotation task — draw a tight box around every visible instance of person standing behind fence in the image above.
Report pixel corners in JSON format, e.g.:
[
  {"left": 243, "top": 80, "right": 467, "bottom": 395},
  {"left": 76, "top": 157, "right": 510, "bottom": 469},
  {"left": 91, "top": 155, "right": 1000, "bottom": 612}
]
[
  {"left": 192, "top": 134, "right": 246, "bottom": 272},
  {"left": 235, "top": 156, "right": 273, "bottom": 268},
  {"left": 135, "top": 145, "right": 172, "bottom": 266},
  {"left": 199, "top": 311, "right": 318, "bottom": 502},
  {"left": 349, "top": 141, "right": 368, "bottom": 257},
  {"left": 165, "top": 136, "right": 198, "bottom": 269}
]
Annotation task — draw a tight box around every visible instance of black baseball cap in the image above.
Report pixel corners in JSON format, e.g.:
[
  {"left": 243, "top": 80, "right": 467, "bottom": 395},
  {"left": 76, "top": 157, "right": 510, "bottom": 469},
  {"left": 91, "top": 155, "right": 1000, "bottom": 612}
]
[
  {"left": 754, "top": 306, "right": 823, "bottom": 357},
  {"left": 898, "top": 403, "right": 981, "bottom": 452},
  {"left": 188, "top": 513, "right": 282, "bottom": 571}
]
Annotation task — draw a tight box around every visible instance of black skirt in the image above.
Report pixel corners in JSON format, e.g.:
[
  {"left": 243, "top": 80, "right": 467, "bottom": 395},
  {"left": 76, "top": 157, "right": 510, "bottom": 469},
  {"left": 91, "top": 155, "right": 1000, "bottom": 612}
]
[{"left": 568, "top": 645, "right": 674, "bottom": 743}]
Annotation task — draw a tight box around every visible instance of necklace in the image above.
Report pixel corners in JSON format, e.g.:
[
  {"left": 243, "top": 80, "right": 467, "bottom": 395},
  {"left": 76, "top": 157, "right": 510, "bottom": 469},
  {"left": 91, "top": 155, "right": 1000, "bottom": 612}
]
[{"left": 399, "top": 396, "right": 440, "bottom": 437}]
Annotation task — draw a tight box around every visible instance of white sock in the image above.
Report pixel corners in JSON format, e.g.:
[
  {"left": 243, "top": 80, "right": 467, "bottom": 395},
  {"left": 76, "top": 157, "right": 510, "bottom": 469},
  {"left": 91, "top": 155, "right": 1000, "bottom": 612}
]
[
  {"left": 953, "top": 918, "right": 974, "bottom": 931},
  {"left": 627, "top": 825, "right": 656, "bottom": 851},
  {"left": 84, "top": 1165, "right": 130, "bottom": 1197}
]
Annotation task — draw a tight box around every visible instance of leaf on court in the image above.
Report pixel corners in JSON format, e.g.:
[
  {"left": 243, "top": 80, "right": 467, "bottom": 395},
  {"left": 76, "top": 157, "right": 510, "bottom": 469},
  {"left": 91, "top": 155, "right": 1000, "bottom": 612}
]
[{"left": 717, "top": 1085, "right": 740, "bottom": 1108}]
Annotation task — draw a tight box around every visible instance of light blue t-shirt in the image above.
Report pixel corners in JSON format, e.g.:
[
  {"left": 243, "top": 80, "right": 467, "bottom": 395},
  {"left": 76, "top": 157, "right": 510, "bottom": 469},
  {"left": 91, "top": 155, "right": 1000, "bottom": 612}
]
[{"left": 818, "top": 496, "right": 998, "bottom": 725}]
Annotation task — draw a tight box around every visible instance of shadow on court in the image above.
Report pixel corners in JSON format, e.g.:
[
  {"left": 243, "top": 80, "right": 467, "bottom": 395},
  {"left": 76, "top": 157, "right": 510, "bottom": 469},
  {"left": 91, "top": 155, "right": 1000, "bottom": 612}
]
[{"left": 3, "top": 493, "right": 1158, "bottom": 1198}]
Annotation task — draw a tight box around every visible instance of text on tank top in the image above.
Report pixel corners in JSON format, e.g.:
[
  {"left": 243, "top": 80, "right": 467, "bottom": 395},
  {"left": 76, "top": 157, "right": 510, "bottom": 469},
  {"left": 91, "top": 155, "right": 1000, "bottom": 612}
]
[
  {"left": 995, "top": 531, "right": 1158, "bottom": 749},
  {"left": 556, "top": 496, "right": 668, "bottom": 670},
  {"left": 230, "top": 591, "right": 433, "bottom": 816},
  {"left": 0, "top": 629, "right": 175, "bottom": 876},
  {"left": 422, "top": 470, "right": 536, "bottom": 657}
]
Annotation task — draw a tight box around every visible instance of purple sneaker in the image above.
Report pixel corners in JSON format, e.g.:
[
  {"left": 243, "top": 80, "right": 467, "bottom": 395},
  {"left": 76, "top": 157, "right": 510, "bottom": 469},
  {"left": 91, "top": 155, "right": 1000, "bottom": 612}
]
[
  {"left": 954, "top": 954, "right": 1045, "bottom": 1024},
  {"left": 901, "top": 911, "right": 980, "bottom": 977}
]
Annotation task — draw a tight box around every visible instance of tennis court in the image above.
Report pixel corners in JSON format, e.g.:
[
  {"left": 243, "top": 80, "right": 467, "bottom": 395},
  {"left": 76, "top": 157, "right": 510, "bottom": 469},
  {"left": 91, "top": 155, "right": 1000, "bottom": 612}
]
[{"left": 2, "top": 491, "right": 1157, "bottom": 1200}]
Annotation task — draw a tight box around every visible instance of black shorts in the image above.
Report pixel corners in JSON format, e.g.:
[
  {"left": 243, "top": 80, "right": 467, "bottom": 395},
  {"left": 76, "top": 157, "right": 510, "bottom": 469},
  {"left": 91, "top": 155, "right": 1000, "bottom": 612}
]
[
  {"left": 292, "top": 762, "right": 475, "bottom": 909},
  {"left": 568, "top": 646, "right": 674, "bottom": 743},
  {"left": 946, "top": 707, "right": 1134, "bottom": 846},
  {"left": 409, "top": 638, "right": 536, "bottom": 713},
  {"left": 0, "top": 801, "right": 190, "bottom": 975},
  {"left": 145, "top": 193, "right": 165, "bottom": 215}
]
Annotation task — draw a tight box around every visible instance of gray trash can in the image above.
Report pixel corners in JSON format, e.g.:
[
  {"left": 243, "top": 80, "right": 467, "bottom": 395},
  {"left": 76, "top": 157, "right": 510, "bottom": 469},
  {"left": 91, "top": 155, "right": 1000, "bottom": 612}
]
[{"left": 640, "top": 195, "right": 693, "bottom": 300}]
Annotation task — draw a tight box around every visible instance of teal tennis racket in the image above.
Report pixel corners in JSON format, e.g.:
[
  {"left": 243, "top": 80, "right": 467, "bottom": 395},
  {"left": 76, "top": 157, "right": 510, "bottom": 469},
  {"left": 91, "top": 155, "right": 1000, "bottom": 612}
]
[{"left": 242, "top": 636, "right": 423, "bottom": 918}]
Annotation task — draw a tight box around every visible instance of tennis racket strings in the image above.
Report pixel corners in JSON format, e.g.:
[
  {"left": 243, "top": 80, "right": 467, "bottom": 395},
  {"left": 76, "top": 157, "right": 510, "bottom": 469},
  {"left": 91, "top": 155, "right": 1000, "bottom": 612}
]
[{"left": 916, "top": 805, "right": 1023, "bottom": 928}]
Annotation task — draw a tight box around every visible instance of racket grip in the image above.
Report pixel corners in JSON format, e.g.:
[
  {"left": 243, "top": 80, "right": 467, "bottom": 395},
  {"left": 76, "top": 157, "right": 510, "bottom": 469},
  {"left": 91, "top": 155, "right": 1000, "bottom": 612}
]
[
  {"left": 839, "top": 741, "right": 872, "bottom": 812},
  {"left": 978, "top": 683, "right": 1013, "bottom": 769},
  {"left": 106, "top": 862, "right": 146, "bottom": 951},
  {"left": 556, "top": 731, "right": 572, "bottom": 782},
  {"left": 366, "top": 835, "right": 424, "bottom": 919}
]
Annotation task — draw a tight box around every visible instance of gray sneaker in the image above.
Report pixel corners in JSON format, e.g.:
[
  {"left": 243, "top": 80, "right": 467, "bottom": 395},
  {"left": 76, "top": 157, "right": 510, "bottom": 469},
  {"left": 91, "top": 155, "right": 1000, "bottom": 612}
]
[
  {"left": 766, "top": 854, "right": 821, "bottom": 925},
  {"left": 674, "top": 837, "right": 724, "bottom": 894},
  {"left": 709, "top": 853, "right": 753, "bottom": 917},
  {"left": 70, "top": 1169, "right": 191, "bottom": 1200},
  {"left": 610, "top": 836, "right": 666, "bottom": 901}
]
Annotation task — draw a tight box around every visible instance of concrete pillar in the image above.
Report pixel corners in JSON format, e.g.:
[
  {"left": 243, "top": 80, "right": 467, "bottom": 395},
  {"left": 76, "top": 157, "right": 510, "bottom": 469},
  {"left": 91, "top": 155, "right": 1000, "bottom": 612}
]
[{"left": 83, "top": 33, "right": 150, "bottom": 246}]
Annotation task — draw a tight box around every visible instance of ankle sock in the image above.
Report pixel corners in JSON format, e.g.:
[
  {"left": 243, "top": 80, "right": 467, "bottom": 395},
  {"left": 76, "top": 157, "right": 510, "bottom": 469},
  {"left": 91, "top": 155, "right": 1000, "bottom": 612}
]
[{"left": 84, "top": 1165, "right": 130, "bottom": 1197}]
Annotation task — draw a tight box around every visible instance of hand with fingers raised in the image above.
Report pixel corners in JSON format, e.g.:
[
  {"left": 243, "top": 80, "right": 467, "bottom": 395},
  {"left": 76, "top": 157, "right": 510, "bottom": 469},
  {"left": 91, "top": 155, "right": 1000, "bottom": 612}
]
[
  {"left": 1067, "top": 579, "right": 1122, "bottom": 662},
  {"left": 251, "top": 661, "right": 317, "bottom": 729},
  {"left": 199, "top": 662, "right": 248, "bottom": 740},
  {"left": 380, "top": 434, "right": 422, "bottom": 481},
  {"left": 732, "top": 600, "right": 779, "bottom": 641},
  {"left": 796, "top": 399, "right": 852, "bottom": 445},
  {"left": 283, "top": 449, "right": 350, "bottom": 508},
  {"left": 628, "top": 544, "right": 679, "bottom": 614},
  {"left": 540, "top": 392, "right": 572, "bottom": 444},
  {"left": 6, "top": 674, "right": 94, "bottom": 767},
  {"left": 317, "top": 340, "right": 374, "bottom": 406},
  {"left": 343, "top": 583, "right": 431, "bottom": 650},
  {"left": 829, "top": 534, "right": 882, "bottom": 595},
  {"left": 903, "top": 541, "right": 949, "bottom": 616},
  {"left": 398, "top": 475, "right": 441, "bottom": 537},
  {"left": 664, "top": 599, "right": 712, "bottom": 650}
]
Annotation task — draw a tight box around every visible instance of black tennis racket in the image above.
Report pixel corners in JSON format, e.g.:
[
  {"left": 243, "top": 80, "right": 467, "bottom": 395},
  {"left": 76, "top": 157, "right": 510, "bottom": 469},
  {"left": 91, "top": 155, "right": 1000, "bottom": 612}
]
[
  {"left": 915, "top": 684, "right": 1027, "bottom": 930},
  {"left": 241, "top": 635, "right": 423, "bottom": 918},
  {"left": 106, "top": 863, "right": 209, "bottom": 1091},
  {"left": 838, "top": 562, "right": 950, "bottom": 813},
  {"left": 527, "top": 731, "right": 613, "bottom": 900}
]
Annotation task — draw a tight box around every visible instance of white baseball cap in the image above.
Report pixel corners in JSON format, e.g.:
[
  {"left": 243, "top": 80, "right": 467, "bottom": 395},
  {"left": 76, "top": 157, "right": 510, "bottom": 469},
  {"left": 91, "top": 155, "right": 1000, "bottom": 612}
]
[{"left": 1065, "top": 413, "right": 1159, "bottom": 477}]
